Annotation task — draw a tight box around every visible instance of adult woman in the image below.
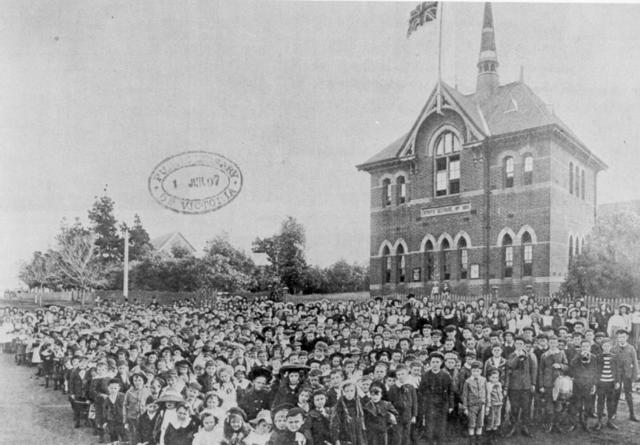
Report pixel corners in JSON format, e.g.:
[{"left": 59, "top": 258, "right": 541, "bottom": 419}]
[{"left": 330, "top": 381, "right": 366, "bottom": 445}]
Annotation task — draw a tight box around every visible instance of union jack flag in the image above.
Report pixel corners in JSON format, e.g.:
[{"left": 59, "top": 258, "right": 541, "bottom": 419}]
[{"left": 407, "top": 2, "right": 438, "bottom": 38}]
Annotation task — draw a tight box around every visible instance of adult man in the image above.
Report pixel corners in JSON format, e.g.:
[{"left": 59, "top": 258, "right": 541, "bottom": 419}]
[{"left": 611, "top": 329, "right": 639, "bottom": 422}]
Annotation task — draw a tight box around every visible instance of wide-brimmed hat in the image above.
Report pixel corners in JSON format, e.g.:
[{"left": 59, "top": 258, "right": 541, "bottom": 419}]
[
  {"left": 156, "top": 390, "right": 184, "bottom": 404},
  {"left": 278, "top": 363, "right": 309, "bottom": 375},
  {"left": 249, "top": 409, "right": 272, "bottom": 425},
  {"left": 247, "top": 366, "right": 272, "bottom": 382}
]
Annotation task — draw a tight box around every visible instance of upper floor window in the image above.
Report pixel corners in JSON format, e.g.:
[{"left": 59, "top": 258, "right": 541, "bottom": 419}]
[
  {"left": 504, "top": 157, "right": 514, "bottom": 188},
  {"left": 382, "top": 178, "right": 391, "bottom": 207},
  {"left": 569, "top": 162, "right": 574, "bottom": 194},
  {"left": 434, "top": 131, "right": 461, "bottom": 196},
  {"left": 575, "top": 165, "right": 580, "bottom": 198},
  {"left": 397, "top": 176, "right": 407, "bottom": 205},
  {"left": 580, "top": 170, "right": 585, "bottom": 200},
  {"left": 523, "top": 155, "right": 533, "bottom": 185}
]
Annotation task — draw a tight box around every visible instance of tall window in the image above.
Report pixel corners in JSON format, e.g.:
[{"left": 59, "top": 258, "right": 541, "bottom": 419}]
[
  {"left": 569, "top": 162, "right": 574, "bottom": 194},
  {"left": 396, "top": 244, "right": 405, "bottom": 283},
  {"left": 441, "top": 239, "right": 451, "bottom": 280},
  {"left": 397, "top": 176, "right": 407, "bottom": 204},
  {"left": 434, "top": 131, "right": 461, "bottom": 196},
  {"left": 523, "top": 155, "right": 533, "bottom": 185},
  {"left": 522, "top": 231, "right": 533, "bottom": 276},
  {"left": 383, "top": 246, "right": 391, "bottom": 283},
  {"left": 382, "top": 179, "right": 391, "bottom": 207},
  {"left": 568, "top": 236, "right": 573, "bottom": 260},
  {"left": 502, "top": 234, "right": 513, "bottom": 278},
  {"left": 424, "top": 240, "right": 434, "bottom": 281},
  {"left": 575, "top": 165, "right": 580, "bottom": 198},
  {"left": 581, "top": 170, "right": 585, "bottom": 200},
  {"left": 575, "top": 237, "right": 580, "bottom": 256},
  {"left": 458, "top": 238, "right": 468, "bottom": 279},
  {"left": 504, "top": 157, "right": 514, "bottom": 188}
]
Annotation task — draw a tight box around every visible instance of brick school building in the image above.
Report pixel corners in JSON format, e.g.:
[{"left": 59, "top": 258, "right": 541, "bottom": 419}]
[{"left": 357, "top": 3, "right": 606, "bottom": 298}]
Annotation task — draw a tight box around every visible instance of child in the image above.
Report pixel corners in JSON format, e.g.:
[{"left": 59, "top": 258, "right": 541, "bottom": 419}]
[
  {"left": 221, "top": 406, "right": 251, "bottom": 445},
  {"left": 124, "top": 372, "right": 151, "bottom": 444},
  {"left": 305, "top": 390, "right": 331, "bottom": 445},
  {"left": 363, "top": 383, "right": 398, "bottom": 445},
  {"left": 387, "top": 364, "right": 417, "bottom": 445},
  {"left": 164, "top": 402, "right": 199, "bottom": 445},
  {"left": 462, "top": 361, "right": 487, "bottom": 445},
  {"left": 330, "top": 381, "right": 367, "bottom": 445},
  {"left": 245, "top": 410, "right": 272, "bottom": 445},
  {"left": 103, "top": 378, "right": 126, "bottom": 443},
  {"left": 485, "top": 370, "right": 503, "bottom": 445},
  {"left": 192, "top": 411, "right": 222, "bottom": 445},
  {"left": 267, "top": 407, "right": 310, "bottom": 445},
  {"left": 594, "top": 338, "right": 620, "bottom": 430},
  {"left": 137, "top": 396, "right": 160, "bottom": 445}
]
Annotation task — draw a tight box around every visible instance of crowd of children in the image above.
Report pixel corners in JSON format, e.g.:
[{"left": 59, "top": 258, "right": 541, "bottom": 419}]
[{"left": 2, "top": 293, "right": 640, "bottom": 445}]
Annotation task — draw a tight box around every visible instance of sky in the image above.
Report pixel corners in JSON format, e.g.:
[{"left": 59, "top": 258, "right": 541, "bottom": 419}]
[{"left": 2, "top": 1, "right": 640, "bottom": 289}]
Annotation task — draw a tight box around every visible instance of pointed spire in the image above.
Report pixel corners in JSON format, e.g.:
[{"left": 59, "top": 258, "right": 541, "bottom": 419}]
[{"left": 476, "top": 2, "right": 499, "bottom": 100}]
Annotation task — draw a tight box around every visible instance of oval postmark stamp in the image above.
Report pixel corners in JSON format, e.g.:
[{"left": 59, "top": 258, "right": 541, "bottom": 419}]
[{"left": 148, "top": 151, "right": 243, "bottom": 214}]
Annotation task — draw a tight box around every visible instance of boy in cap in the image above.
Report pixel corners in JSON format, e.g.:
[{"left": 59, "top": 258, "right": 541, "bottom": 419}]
[
  {"left": 611, "top": 328, "right": 639, "bottom": 422},
  {"left": 387, "top": 364, "right": 417, "bottom": 445},
  {"left": 363, "top": 381, "right": 398, "bottom": 445},
  {"left": 462, "top": 361, "right": 487, "bottom": 445},
  {"left": 418, "top": 351, "right": 454, "bottom": 445},
  {"left": 594, "top": 338, "right": 620, "bottom": 430},
  {"left": 103, "top": 378, "right": 126, "bottom": 443}
]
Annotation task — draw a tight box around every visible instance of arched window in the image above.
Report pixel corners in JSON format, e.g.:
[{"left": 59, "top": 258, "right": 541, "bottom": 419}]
[
  {"left": 441, "top": 238, "right": 451, "bottom": 280},
  {"left": 458, "top": 238, "right": 468, "bottom": 279},
  {"left": 581, "top": 169, "right": 585, "bottom": 200},
  {"left": 504, "top": 157, "right": 514, "bottom": 188},
  {"left": 434, "top": 130, "right": 461, "bottom": 196},
  {"left": 569, "top": 162, "right": 574, "bottom": 194},
  {"left": 575, "top": 165, "right": 580, "bottom": 198},
  {"left": 502, "top": 234, "right": 513, "bottom": 278},
  {"left": 568, "top": 236, "right": 573, "bottom": 260},
  {"left": 575, "top": 236, "right": 580, "bottom": 256},
  {"left": 424, "top": 240, "right": 434, "bottom": 281},
  {"left": 522, "top": 231, "right": 533, "bottom": 276},
  {"left": 397, "top": 176, "right": 407, "bottom": 205},
  {"left": 382, "top": 246, "right": 391, "bottom": 283},
  {"left": 581, "top": 237, "right": 585, "bottom": 253},
  {"left": 523, "top": 155, "right": 533, "bottom": 185},
  {"left": 396, "top": 244, "right": 406, "bottom": 283},
  {"left": 382, "top": 179, "right": 391, "bottom": 207}
]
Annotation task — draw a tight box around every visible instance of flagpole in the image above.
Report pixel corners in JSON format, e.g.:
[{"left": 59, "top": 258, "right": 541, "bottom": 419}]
[{"left": 437, "top": 1, "right": 444, "bottom": 114}]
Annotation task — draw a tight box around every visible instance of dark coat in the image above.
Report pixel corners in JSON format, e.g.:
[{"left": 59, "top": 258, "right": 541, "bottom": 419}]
[
  {"left": 387, "top": 384, "right": 417, "bottom": 423},
  {"left": 137, "top": 411, "right": 159, "bottom": 445},
  {"left": 330, "top": 397, "right": 366, "bottom": 445},
  {"left": 164, "top": 420, "right": 198, "bottom": 445},
  {"left": 103, "top": 393, "right": 125, "bottom": 427},
  {"left": 363, "top": 398, "right": 398, "bottom": 433},
  {"left": 305, "top": 408, "right": 332, "bottom": 445},
  {"left": 238, "top": 387, "right": 272, "bottom": 421}
]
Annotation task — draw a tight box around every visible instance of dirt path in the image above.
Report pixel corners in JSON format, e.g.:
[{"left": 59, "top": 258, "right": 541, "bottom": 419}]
[{"left": 0, "top": 351, "right": 639, "bottom": 445}]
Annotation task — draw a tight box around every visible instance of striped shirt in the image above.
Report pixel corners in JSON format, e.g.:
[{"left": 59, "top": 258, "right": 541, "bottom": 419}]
[{"left": 600, "top": 353, "right": 614, "bottom": 383}]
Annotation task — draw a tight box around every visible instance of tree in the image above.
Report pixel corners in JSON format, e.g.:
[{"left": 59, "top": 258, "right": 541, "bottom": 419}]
[
  {"left": 53, "top": 219, "right": 106, "bottom": 291},
  {"left": 562, "top": 212, "right": 640, "bottom": 299},
  {"left": 253, "top": 217, "right": 308, "bottom": 294},
  {"left": 122, "top": 214, "right": 153, "bottom": 261},
  {"left": 88, "top": 193, "right": 122, "bottom": 264},
  {"left": 19, "top": 251, "right": 52, "bottom": 290},
  {"left": 202, "top": 233, "right": 257, "bottom": 292}
]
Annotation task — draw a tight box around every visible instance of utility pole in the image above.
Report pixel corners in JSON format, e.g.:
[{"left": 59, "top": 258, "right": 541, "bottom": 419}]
[{"left": 123, "top": 228, "right": 129, "bottom": 302}]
